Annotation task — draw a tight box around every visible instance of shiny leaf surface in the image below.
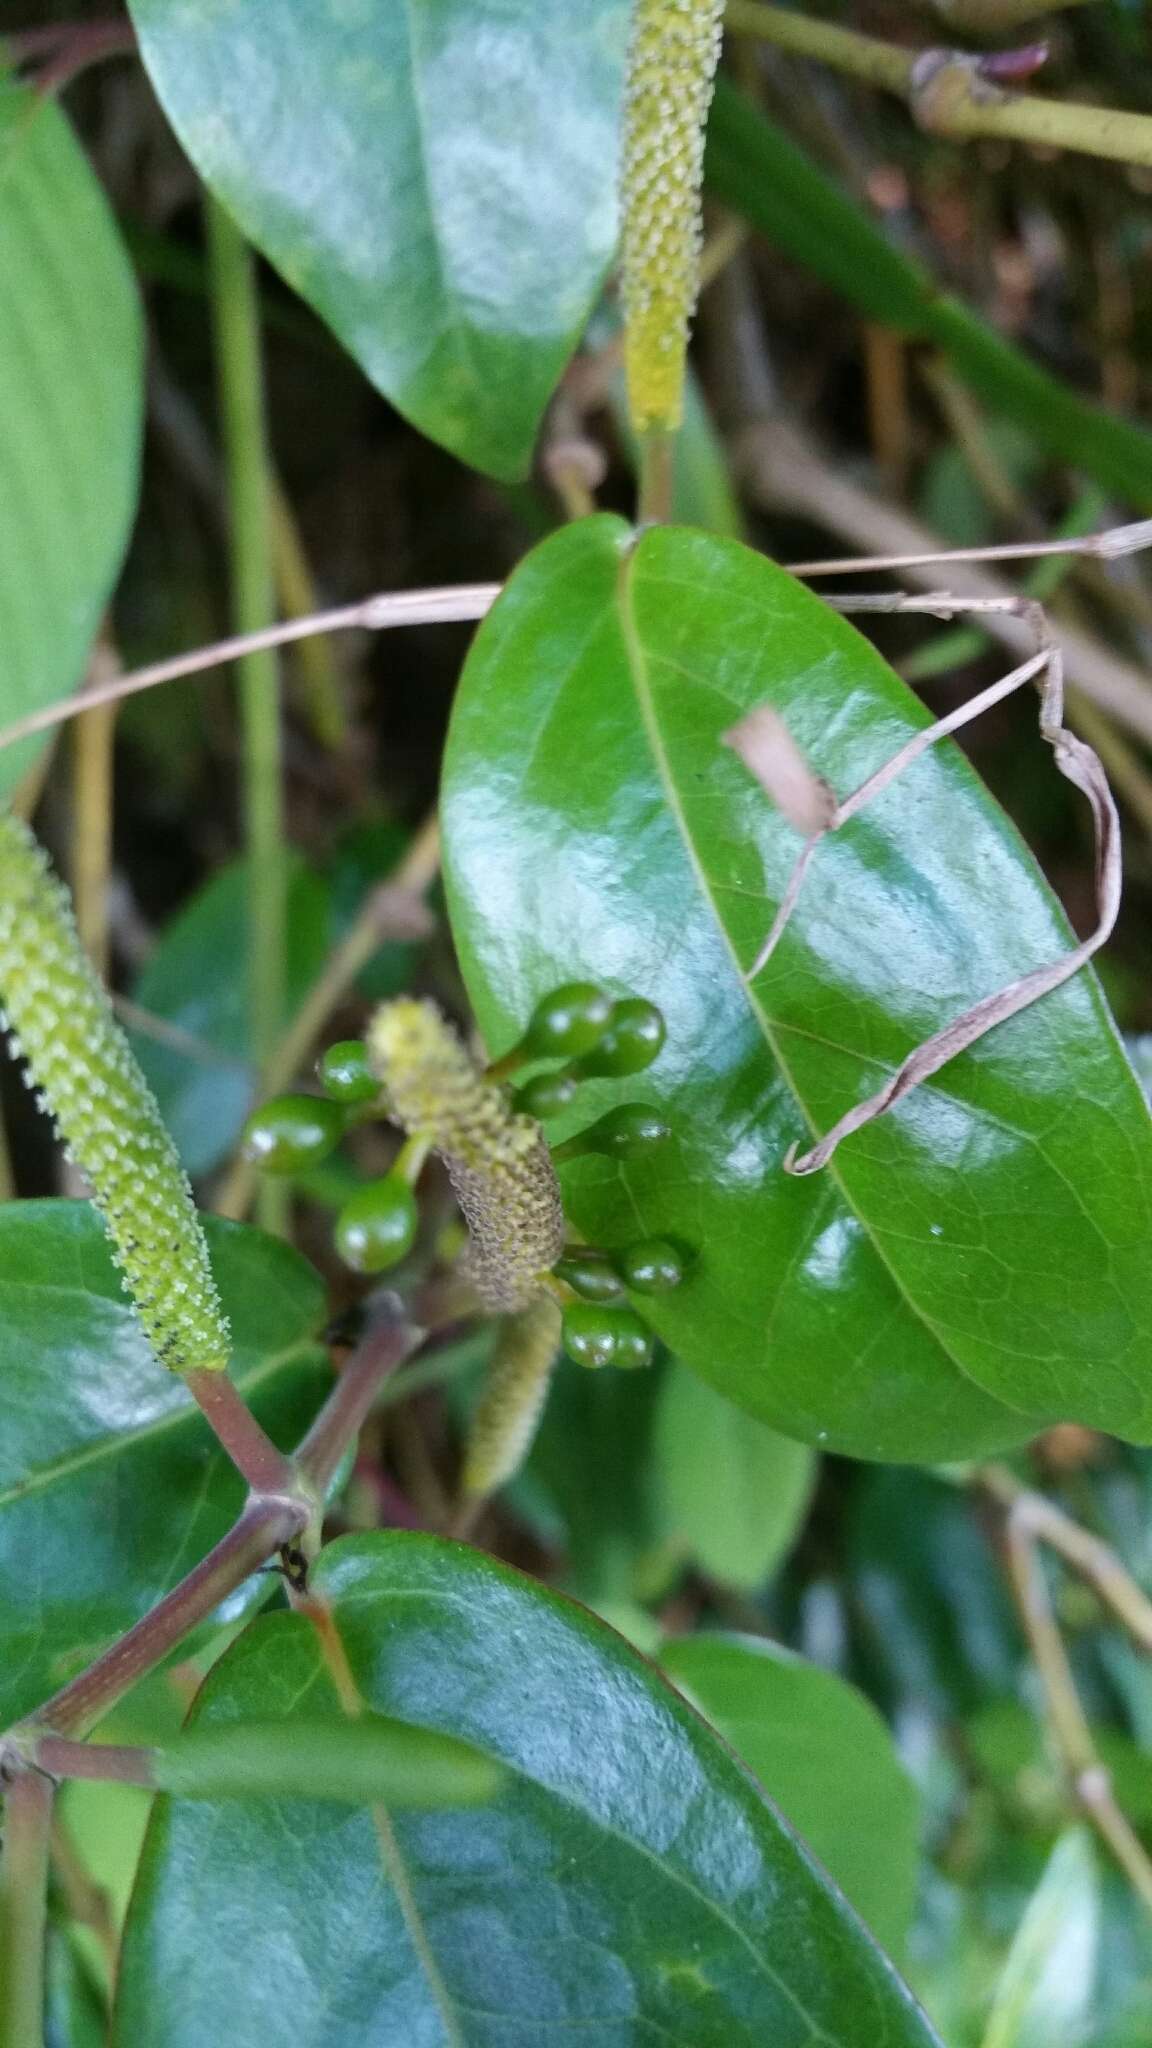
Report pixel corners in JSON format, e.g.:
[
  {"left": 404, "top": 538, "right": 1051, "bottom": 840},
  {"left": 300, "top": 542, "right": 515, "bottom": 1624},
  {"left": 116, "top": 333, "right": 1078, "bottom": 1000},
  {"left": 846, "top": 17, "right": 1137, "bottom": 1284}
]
[
  {"left": 0, "top": 77, "right": 141, "bottom": 793},
  {"left": 442, "top": 517, "right": 1152, "bottom": 1457},
  {"left": 662, "top": 1633, "right": 921, "bottom": 1958},
  {"left": 127, "top": 0, "right": 628, "bottom": 478},
  {"left": 116, "top": 1532, "right": 940, "bottom": 2045},
  {"left": 0, "top": 1202, "right": 328, "bottom": 1726}
]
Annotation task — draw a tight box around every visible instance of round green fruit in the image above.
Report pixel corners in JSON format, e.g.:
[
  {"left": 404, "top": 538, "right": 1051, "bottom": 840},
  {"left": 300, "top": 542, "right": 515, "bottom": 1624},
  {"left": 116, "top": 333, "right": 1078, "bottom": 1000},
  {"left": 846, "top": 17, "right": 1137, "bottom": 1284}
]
[
  {"left": 242, "top": 1094, "right": 345, "bottom": 1175},
  {"left": 334, "top": 1174, "right": 418, "bottom": 1274},
  {"left": 317, "top": 1039, "right": 379, "bottom": 1104},
  {"left": 524, "top": 981, "right": 612, "bottom": 1061},
  {"left": 555, "top": 1252, "right": 627, "bottom": 1304},
  {"left": 575, "top": 997, "right": 665, "bottom": 1078},
  {"left": 618, "top": 1239, "right": 684, "bottom": 1293}
]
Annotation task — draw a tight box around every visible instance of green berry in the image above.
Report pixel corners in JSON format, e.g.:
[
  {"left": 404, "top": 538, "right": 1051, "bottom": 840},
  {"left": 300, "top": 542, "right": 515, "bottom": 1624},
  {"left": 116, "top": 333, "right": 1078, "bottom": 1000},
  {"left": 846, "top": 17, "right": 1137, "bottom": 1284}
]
[
  {"left": 608, "top": 1311, "right": 656, "bottom": 1371},
  {"left": 524, "top": 982, "right": 612, "bottom": 1060},
  {"left": 242, "top": 1094, "right": 345, "bottom": 1175},
  {"left": 618, "top": 1238, "right": 684, "bottom": 1293},
  {"left": 512, "top": 1070, "right": 579, "bottom": 1120},
  {"left": 554, "top": 1103, "right": 671, "bottom": 1163},
  {"left": 317, "top": 1039, "right": 379, "bottom": 1104},
  {"left": 334, "top": 1173, "right": 418, "bottom": 1274},
  {"left": 562, "top": 1303, "right": 621, "bottom": 1370},
  {"left": 575, "top": 997, "right": 665, "bottom": 1078},
  {"left": 555, "top": 1252, "right": 627, "bottom": 1304}
]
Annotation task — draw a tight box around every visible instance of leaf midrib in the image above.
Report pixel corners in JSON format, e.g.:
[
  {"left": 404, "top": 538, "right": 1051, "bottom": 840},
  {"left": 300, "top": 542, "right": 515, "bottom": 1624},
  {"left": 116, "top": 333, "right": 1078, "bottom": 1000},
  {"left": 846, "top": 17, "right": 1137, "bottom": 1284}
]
[
  {"left": 615, "top": 542, "right": 1003, "bottom": 1410},
  {"left": 324, "top": 1579, "right": 851, "bottom": 2046},
  {"left": 0, "top": 1339, "right": 318, "bottom": 1510}
]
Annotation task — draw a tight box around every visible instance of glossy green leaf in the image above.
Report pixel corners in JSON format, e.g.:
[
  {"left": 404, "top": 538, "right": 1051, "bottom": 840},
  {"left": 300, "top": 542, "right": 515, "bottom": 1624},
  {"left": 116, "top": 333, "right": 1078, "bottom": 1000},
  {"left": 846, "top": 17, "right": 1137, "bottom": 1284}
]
[
  {"left": 0, "top": 1201, "right": 328, "bottom": 1727},
  {"left": 154, "top": 1714, "right": 503, "bottom": 1807},
  {"left": 705, "top": 82, "right": 1152, "bottom": 511},
  {"left": 655, "top": 1360, "right": 815, "bottom": 1590},
  {"left": 662, "top": 1633, "right": 921, "bottom": 1957},
  {"left": 0, "top": 77, "right": 142, "bottom": 793},
  {"left": 116, "top": 1532, "right": 941, "bottom": 2045},
  {"left": 980, "top": 1829, "right": 1099, "bottom": 2048},
  {"left": 442, "top": 517, "right": 1152, "bottom": 1459},
  {"left": 128, "top": 858, "right": 331, "bottom": 1178},
  {"left": 127, "top": 0, "right": 628, "bottom": 479}
]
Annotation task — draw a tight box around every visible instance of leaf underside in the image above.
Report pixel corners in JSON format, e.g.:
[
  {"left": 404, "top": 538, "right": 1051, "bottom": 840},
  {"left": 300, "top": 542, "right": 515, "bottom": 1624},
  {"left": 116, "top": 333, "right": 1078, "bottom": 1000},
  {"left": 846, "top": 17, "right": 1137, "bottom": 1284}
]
[{"left": 126, "top": 0, "right": 629, "bottom": 479}]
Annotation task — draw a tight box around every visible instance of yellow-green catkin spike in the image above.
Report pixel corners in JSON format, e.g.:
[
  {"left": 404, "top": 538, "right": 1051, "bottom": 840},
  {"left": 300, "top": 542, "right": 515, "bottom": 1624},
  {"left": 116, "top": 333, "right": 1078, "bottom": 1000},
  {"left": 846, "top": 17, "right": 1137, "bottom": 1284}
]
[
  {"left": 0, "top": 806, "right": 230, "bottom": 1373},
  {"left": 367, "top": 998, "right": 565, "bottom": 1311},
  {"left": 621, "top": 0, "right": 725, "bottom": 438},
  {"left": 462, "top": 1296, "right": 562, "bottom": 1500}
]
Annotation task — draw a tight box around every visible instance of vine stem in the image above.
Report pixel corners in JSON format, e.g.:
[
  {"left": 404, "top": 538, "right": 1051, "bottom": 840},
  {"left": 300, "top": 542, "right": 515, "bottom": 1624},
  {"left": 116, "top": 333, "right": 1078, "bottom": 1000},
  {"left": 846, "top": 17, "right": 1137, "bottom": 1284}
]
[
  {"left": 725, "top": 1, "right": 1152, "bottom": 170},
  {"left": 205, "top": 198, "right": 286, "bottom": 1231},
  {"left": 999, "top": 1502, "right": 1152, "bottom": 1916},
  {"left": 184, "top": 1370, "right": 301, "bottom": 1498},
  {"left": 2, "top": 520, "right": 1151, "bottom": 762},
  {"left": 27, "top": 1497, "right": 304, "bottom": 1741},
  {"left": 0, "top": 1766, "right": 53, "bottom": 2048}
]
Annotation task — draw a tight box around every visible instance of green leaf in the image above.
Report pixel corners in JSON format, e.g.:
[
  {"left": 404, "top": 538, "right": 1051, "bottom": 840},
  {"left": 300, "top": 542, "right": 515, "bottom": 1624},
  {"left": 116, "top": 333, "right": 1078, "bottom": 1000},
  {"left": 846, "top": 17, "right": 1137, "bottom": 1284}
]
[
  {"left": 0, "top": 78, "right": 142, "bottom": 794},
  {"left": 705, "top": 82, "right": 1152, "bottom": 511},
  {"left": 127, "top": 0, "right": 629, "bottom": 479},
  {"left": 0, "top": 1201, "right": 328, "bottom": 1727},
  {"left": 847, "top": 1470, "right": 1021, "bottom": 1721},
  {"left": 153, "top": 1714, "right": 503, "bottom": 1807},
  {"left": 116, "top": 1532, "right": 941, "bottom": 2044},
  {"left": 127, "top": 858, "right": 332, "bottom": 1177},
  {"left": 980, "top": 1829, "right": 1099, "bottom": 2048},
  {"left": 661, "top": 1633, "right": 921, "bottom": 1958},
  {"left": 442, "top": 517, "right": 1152, "bottom": 1459},
  {"left": 655, "top": 1360, "right": 815, "bottom": 1590}
]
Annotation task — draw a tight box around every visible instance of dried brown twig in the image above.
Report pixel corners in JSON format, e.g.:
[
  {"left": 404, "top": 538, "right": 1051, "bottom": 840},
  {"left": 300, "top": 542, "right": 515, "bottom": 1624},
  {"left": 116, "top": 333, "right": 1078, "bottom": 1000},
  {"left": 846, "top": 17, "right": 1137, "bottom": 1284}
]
[{"left": 727, "top": 596, "right": 1122, "bottom": 1175}]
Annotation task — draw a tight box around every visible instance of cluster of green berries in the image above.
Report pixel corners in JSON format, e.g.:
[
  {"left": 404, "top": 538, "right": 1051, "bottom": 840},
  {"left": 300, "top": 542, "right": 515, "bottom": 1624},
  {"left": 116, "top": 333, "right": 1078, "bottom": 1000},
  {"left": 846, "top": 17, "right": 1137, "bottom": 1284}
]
[
  {"left": 242, "top": 1038, "right": 419, "bottom": 1276},
  {"left": 242, "top": 984, "right": 687, "bottom": 1361},
  {"left": 498, "top": 982, "right": 665, "bottom": 1120},
  {"left": 493, "top": 982, "right": 688, "bottom": 1373}
]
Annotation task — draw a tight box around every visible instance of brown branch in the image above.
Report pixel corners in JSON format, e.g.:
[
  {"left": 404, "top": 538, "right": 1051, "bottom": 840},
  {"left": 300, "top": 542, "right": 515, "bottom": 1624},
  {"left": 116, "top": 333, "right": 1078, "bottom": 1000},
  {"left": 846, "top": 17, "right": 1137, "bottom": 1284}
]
[
  {"left": 997, "top": 1498, "right": 1152, "bottom": 1915},
  {"left": 726, "top": 2, "right": 1152, "bottom": 171},
  {"left": 0, "top": 1766, "right": 53, "bottom": 2048},
  {"left": 27, "top": 1496, "right": 304, "bottom": 1740}
]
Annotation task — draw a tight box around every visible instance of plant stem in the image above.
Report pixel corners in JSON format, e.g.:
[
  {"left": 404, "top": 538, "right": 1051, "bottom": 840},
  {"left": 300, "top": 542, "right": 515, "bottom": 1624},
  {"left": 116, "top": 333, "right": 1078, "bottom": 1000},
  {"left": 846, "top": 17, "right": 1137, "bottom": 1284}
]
[
  {"left": 725, "top": 1, "right": 1152, "bottom": 171},
  {"left": 726, "top": 2, "right": 909, "bottom": 93},
  {"left": 296, "top": 1313, "right": 423, "bottom": 1498},
  {"left": 268, "top": 475, "right": 349, "bottom": 749},
  {"left": 70, "top": 643, "right": 119, "bottom": 979},
  {"left": 977, "top": 1464, "right": 1152, "bottom": 1651},
  {"left": 184, "top": 1369, "right": 301, "bottom": 1497},
  {"left": 0, "top": 1767, "right": 53, "bottom": 2048},
  {"left": 205, "top": 197, "right": 286, "bottom": 1231},
  {"left": 999, "top": 1501, "right": 1152, "bottom": 1916},
  {"left": 29, "top": 1497, "right": 303, "bottom": 1740},
  {"left": 0, "top": 586, "right": 499, "bottom": 759},
  {"left": 638, "top": 427, "right": 675, "bottom": 526}
]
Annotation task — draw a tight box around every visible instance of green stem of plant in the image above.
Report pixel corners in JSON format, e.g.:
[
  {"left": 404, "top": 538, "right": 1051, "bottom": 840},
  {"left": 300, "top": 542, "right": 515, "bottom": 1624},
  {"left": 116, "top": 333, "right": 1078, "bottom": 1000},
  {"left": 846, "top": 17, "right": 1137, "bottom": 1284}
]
[
  {"left": 725, "top": 1, "right": 1152, "bottom": 170},
  {"left": 638, "top": 427, "right": 675, "bottom": 527},
  {"left": 0, "top": 1766, "right": 52, "bottom": 2048},
  {"left": 205, "top": 197, "right": 287, "bottom": 1233}
]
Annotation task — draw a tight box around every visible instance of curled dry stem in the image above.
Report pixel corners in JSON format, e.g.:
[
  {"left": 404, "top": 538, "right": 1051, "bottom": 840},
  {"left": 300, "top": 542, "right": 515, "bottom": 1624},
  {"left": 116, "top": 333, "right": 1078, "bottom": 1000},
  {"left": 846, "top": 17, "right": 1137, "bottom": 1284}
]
[{"left": 727, "top": 600, "right": 1121, "bottom": 1176}]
